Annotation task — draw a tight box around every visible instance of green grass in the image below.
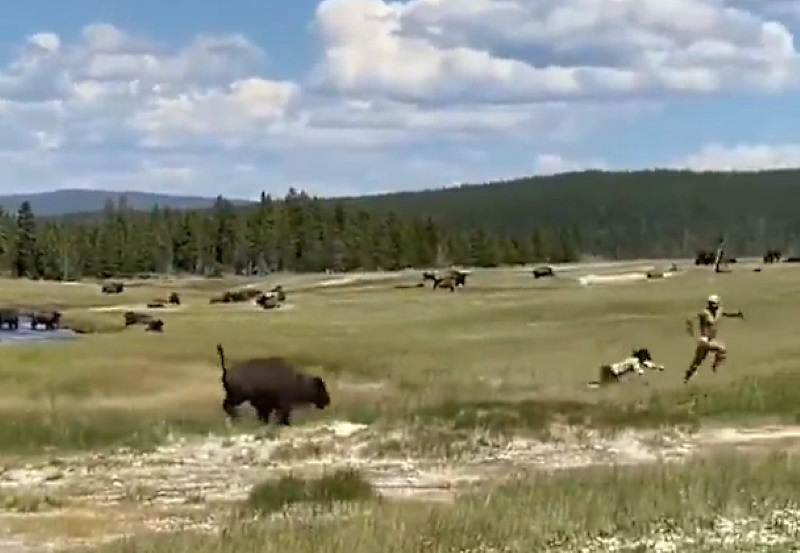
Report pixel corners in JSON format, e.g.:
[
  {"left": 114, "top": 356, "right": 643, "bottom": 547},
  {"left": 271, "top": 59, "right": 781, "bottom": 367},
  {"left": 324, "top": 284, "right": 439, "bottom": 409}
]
[
  {"left": 0, "top": 262, "right": 798, "bottom": 454},
  {"left": 246, "top": 469, "right": 376, "bottom": 515},
  {"left": 88, "top": 452, "right": 800, "bottom": 552}
]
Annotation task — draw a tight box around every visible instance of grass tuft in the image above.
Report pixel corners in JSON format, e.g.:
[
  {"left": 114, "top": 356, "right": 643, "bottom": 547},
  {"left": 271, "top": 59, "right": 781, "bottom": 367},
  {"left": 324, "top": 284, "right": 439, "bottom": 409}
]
[{"left": 246, "top": 469, "right": 376, "bottom": 515}]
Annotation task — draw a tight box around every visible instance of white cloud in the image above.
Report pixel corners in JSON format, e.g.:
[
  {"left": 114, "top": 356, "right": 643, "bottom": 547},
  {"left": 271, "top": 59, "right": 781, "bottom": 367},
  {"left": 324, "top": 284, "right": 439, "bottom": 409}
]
[
  {"left": 311, "top": 0, "right": 800, "bottom": 102},
  {"left": 681, "top": 143, "right": 800, "bottom": 171},
  {"left": 0, "top": 2, "right": 799, "bottom": 197}
]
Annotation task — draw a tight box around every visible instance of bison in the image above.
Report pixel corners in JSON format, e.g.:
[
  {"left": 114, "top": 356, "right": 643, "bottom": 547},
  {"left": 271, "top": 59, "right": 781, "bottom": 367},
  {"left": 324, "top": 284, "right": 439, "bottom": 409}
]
[
  {"left": 30, "top": 310, "right": 61, "bottom": 330},
  {"left": 209, "top": 288, "right": 261, "bottom": 304},
  {"left": 532, "top": 265, "right": 554, "bottom": 279},
  {"left": 764, "top": 250, "right": 782, "bottom": 263},
  {"left": 101, "top": 281, "right": 124, "bottom": 294},
  {"left": 694, "top": 251, "right": 717, "bottom": 266},
  {"left": 256, "top": 293, "right": 280, "bottom": 309},
  {"left": 446, "top": 269, "right": 469, "bottom": 287},
  {"left": 0, "top": 307, "right": 19, "bottom": 330},
  {"left": 145, "top": 319, "right": 164, "bottom": 332},
  {"left": 432, "top": 275, "right": 456, "bottom": 292},
  {"left": 215, "top": 343, "right": 331, "bottom": 426},
  {"left": 168, "top": 292, "right": 181, "bottom": 305},
  {"left": 269, "top": 285, "right": 286, "bottom": 302},
  {"left": 124, "top": 311, "right": 153, "bottom": 327}
]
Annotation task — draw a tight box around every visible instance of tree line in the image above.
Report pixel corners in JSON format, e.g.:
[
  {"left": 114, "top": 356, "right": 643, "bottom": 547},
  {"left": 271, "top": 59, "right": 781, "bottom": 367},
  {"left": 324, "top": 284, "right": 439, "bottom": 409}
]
[
  {"left": 0, "top": 189, "right": 578, "bottom": 280},
  {"left": 1, "top": 169, "right": 797, "bottom": 280}
]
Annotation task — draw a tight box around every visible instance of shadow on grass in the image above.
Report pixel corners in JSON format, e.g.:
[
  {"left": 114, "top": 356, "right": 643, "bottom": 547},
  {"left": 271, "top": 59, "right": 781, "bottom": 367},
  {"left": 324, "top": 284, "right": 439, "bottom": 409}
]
[
  {"left": 417, "top": 372, "right": 800, "bottom": 434},
  {"left": 246, "top": 469, "right": 375, "bottom": 515}
]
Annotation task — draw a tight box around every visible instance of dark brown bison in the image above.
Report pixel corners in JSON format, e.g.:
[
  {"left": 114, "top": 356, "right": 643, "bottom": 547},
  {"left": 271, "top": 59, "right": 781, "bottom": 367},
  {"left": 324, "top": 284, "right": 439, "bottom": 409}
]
[
  {"left": 216, "top": 343, "right": 331, "bottom": 426},
  {"left": 124, "top": 311, "right": 153, "bottom": 327},
  {"left": 256, "top": 294, "right": 280, "bottom": 309},
  {"left": 30, "top": 310, "right": 61, "bottom": 330},
  {"left": 533, "top": 265, "right": 554, "bottom": 279},
  {"left": 168, "top": 292, "right": 180, "bottom": 305},
  {"left": 101, "top": 281, "right": 124, "bottom": 294},
  {"left": 269, "top": 285, "right": 286, "bottom": 302},
  {"left": 764, "top": 250, "right": 782, "bottom": 263},
  {"left": 695, "top": 251, "right": 716, "bottom": 266},
  {"left": 432, "top": 276, "right": 456, "bottom": 291},
  {"left": 210, "top": 288, "right": 262, "bottom": 304},
  {"left": 0, "top": 307, "right": 19, "bottom": 330},
  {"left": 145, "top": 319, "right": 164, "bottom": 332},
  {"left": 445, "top": 269, "right": 468, "bottom": 287}
]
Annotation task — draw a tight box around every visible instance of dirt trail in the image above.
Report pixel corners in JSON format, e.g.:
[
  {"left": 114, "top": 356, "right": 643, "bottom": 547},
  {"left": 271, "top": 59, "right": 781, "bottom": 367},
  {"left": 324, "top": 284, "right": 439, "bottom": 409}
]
[{"left": 0, "top": 421, "right": 799, "bottom": 551}]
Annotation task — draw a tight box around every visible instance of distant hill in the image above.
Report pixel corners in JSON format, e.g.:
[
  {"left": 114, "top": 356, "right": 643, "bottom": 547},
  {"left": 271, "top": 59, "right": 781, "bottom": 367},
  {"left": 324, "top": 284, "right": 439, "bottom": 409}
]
[{"left": 0, "top": 189, "right": 253, "bottom": 216}]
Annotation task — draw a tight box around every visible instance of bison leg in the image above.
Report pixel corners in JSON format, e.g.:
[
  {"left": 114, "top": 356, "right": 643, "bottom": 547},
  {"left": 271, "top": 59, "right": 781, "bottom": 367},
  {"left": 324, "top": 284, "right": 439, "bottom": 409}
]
[
  {"left": 276, "top": 405, "right": 292, "bottom": 426},
  {"left": 251, "top": 400, "right": 274, "bottom": 424}
]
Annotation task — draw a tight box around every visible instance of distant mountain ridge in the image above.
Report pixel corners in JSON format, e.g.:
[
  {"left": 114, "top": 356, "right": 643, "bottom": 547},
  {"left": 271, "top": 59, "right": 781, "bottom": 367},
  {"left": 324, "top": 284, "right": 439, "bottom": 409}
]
[{"left": 0, "top": 189, "right": 254, "bottom": 216}]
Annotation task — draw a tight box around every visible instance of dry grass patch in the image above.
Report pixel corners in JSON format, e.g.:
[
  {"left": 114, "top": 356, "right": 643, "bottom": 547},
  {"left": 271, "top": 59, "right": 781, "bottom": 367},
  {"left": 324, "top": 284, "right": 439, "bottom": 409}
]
[{"left": 87, "top": 451, "right": 800, "bottom": 553}]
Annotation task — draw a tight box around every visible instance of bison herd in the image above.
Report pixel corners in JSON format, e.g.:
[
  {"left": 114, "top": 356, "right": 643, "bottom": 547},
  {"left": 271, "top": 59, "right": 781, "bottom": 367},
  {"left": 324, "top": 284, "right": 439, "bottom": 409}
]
[{"left": 0, "top": 308, "right": 62, "bottom": 331}]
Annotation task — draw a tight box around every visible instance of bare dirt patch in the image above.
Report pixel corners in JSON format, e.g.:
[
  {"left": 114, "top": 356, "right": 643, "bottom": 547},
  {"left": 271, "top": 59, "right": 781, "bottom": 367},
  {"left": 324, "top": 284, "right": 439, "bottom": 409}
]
[{"left": 1, "top": 422, "right": 799, "bottom": 551}]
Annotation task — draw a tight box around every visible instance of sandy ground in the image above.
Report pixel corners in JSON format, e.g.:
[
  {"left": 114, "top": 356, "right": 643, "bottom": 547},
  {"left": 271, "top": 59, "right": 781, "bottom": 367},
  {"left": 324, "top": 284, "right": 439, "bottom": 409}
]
[{"left": 1, "top": 421, "right": 800, "bottom": 551}]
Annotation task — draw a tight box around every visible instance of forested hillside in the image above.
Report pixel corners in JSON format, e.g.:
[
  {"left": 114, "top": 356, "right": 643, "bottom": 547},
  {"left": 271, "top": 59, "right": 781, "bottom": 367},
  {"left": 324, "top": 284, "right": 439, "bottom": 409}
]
[
  {"left": 0, "top": 169, "right": 797, "bottom": 279},
  {"left": 0, "top": 189, "right": 252, "bottom": 216},
  {"left": 336, "top": 169, "right": 800, "bottom": 258}
]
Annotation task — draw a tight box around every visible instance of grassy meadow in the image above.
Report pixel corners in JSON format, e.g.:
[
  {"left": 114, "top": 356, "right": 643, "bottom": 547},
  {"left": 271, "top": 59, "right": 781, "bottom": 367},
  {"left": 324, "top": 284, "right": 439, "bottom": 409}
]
[
  {"left": 1, "top": 260, "right": 800, "bottom": 551},
  {"left": 1, "top": 261, "right": 799, "bottom": 454}
]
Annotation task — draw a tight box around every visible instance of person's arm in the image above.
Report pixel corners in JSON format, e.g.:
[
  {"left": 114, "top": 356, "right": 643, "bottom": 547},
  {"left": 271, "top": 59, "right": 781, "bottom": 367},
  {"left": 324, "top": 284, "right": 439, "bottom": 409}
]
[{"left": 722, "top": 309, "right": 745, "bottom": 319}]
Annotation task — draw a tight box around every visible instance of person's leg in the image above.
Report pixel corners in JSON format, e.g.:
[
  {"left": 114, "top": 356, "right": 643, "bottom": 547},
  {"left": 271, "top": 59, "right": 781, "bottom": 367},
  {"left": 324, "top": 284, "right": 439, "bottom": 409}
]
[
  {"left": 708, "top": 340, "right": 727, "bottom": 371},
  {"left": 684, "top": 343, "right": 709, "bottom": 383}
]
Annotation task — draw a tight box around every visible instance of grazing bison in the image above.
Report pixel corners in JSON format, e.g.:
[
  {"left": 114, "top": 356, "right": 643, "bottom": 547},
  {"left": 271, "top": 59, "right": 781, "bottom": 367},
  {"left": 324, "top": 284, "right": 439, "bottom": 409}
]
[
  {"left": 210, "top": 288, "right": 262, "bottom": 304},
  {"left": 30, "top": 310, "right": 61, "bottom": 330},
  {"left": 764, "top": 250, "right": 782, "bottom": 263},
  {"left": 101, "top": 281, "right": 124, "bottom": 294},
  {"left": 168, "top": 292, "right": 180, "bottom": 305},
  {"left": 0, "top": 307, "right": 19, "bottom": 330},
  {"left": 532, "top": 265, "right": 555, "bottom": 279},
  {"left": 216, "top": 343, "right": 331, "bottom": 426},
  {"left": 124, "top": 311, "right": 153, "bottom": 327},
  {"left": 695, "top": 251, "right": 716, "bottom": 266},
  {"left": 269, "top": 285, "right": 286, "bottom": 302},
  {"left": 256, "top": 293, "right": 280, "bottom": 309},
  {"left": 432, "top": 275, "right": 456, "bottom": 292},
  {"left": 145, "top": 319, "right": 164, "bottom": 332},
  {"left": 445, "top": 269, "right": 469, "bottom": 287}
]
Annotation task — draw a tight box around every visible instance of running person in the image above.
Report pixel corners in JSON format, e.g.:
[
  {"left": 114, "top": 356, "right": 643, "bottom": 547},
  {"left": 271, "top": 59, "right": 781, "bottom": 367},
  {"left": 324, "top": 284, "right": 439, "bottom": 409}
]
[{"left": 684, "top": 294, "right": 744, "bottom": 383}]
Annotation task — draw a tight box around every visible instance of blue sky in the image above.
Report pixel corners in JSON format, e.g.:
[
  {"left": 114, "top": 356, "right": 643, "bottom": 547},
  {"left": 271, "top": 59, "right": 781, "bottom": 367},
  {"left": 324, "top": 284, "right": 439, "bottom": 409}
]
[{"left": 1, "top": 0, "right": 800, "bottom": 199}]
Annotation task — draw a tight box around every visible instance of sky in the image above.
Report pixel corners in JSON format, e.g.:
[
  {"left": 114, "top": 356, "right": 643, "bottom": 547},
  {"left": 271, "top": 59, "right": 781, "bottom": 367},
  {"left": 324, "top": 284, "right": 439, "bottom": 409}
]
[{"left": 2, "top": 0, "right": 800, "bottom": 199}]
